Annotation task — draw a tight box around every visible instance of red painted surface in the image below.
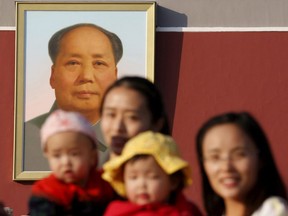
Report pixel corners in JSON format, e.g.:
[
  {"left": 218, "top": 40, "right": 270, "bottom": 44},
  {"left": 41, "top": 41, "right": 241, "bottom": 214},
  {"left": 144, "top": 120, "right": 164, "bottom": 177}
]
[
  {"left": 155, "top": 32, "right": 288, "bottom": 212},
  {"left": 1, "top": 30, "right": 288, "bottom": 215},
  {"left": 0, "top": 31, "right": 32, "bottom": 215}
]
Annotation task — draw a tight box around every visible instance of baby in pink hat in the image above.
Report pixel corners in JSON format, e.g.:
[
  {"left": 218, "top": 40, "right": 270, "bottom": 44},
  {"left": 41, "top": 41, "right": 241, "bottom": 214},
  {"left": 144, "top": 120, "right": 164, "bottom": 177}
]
[{"left": 29, "top": 109, "right": 115, "bottom": 216}]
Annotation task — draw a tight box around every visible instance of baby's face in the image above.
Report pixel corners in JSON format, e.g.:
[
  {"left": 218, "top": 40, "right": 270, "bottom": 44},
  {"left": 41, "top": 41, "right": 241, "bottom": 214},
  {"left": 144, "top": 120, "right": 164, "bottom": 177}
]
[
  {"left": 45, "top": 131, "right": 97, "bottom": 186},
  {"left": 123, "top": 156, "right": 174, "bottom": 205}
]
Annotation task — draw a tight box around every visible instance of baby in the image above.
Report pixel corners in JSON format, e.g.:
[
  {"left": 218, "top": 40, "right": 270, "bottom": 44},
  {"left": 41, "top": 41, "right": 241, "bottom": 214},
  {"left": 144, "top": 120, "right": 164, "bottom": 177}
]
[
  {"left": 29, "top": 109, "right": 115, "bottom": 216},
  {"left": 102, "top": 131, "right": 202, "bottom": 216}
]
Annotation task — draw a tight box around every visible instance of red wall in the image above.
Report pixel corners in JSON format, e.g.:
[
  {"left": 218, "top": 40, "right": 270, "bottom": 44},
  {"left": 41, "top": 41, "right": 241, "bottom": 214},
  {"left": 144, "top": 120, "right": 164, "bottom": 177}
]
[
  {"left": 155, "top": 32, "right": 288, "bottom": 211},
  {"left": 0, "top": 31, "right": 32, "bottom": 215},
  {"left": 1, "top": 30, "right": 288, "bottom": 215}
]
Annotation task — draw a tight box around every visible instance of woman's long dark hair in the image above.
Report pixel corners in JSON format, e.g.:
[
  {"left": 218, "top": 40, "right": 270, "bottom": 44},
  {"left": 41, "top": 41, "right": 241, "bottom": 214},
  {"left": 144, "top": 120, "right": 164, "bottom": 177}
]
[
  {"left": 100, "top": 76, "right": 170, "bottom": 135},
  {"left": 196, "top": 112, "right": 287, "bottom": 216}
]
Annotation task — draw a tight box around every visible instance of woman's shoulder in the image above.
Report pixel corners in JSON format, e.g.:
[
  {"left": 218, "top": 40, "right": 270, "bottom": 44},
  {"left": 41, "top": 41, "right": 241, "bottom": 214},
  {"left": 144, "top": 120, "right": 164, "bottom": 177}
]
[{"left": 252, "top": 196, "right": 288, "bottom": 216}]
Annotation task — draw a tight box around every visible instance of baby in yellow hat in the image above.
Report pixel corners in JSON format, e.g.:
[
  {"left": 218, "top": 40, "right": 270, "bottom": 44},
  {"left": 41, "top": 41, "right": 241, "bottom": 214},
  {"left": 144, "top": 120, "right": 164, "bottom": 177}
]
[{"left": 102, "top": 131, "right": 202, "bottom": 216}]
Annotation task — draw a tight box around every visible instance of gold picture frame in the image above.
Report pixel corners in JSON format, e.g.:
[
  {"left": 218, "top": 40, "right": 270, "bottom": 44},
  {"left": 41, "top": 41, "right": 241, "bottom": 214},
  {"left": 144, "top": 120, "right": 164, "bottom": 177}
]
[{"left": 14, "top": 1, "right": 156, "bottom": 180}]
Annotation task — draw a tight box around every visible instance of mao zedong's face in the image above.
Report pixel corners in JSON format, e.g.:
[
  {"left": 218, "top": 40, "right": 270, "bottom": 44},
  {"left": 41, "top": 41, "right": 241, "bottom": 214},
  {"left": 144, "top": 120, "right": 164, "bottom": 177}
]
[{"left": 50, "top": 26, "right": 117, "bottom": 124}]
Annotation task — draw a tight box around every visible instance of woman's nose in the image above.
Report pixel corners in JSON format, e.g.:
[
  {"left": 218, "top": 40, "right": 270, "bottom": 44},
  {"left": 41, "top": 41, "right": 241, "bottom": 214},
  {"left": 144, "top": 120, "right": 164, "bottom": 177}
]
[
  {"left": 113, "top": 116, "right": 126, "bottom": 133},
  {"left": 218, "top": 157, "right": 235, "bottom": 171}
]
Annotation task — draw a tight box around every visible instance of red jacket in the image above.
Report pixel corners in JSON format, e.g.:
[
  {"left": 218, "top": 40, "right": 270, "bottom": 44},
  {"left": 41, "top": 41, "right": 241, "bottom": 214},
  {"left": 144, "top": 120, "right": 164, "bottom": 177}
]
[
  {"left": 104, "top": 193, "right": 203, "bottom": 216},
  {"left": 29, "top": 170, "right": 115, "bottom": 216}
]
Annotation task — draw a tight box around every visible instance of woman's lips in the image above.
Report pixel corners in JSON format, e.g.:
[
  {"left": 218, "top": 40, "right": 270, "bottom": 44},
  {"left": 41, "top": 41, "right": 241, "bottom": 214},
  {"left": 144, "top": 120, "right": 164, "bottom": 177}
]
[
  {"left": 220, "top": 176, "right": 240, "bottom": 188},
  {"left": 110, "top": 136, "right": 129, "bottom": 155}
]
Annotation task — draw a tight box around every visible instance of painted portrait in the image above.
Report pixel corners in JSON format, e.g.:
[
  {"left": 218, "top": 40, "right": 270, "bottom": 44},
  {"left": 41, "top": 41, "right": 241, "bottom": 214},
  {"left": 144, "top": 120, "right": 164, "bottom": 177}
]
[{"left": 14, "top": 2, "right": 155, "bottom": 180}]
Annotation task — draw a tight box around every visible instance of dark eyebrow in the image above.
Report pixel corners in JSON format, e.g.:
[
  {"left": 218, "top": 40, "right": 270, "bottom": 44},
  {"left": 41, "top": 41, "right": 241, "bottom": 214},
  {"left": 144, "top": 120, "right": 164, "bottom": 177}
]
[
  {"left": 51, "top": 149, "right": 61, "bottom": 153},
  {"left": 205, "top": 148, "right": 221, "bottom": 154},
  {"left": 63, "top": 53, "right": 105, "bottom": 58},
  {"left": 103, "top": 107, "right": 141, "bottom": 113},
  {"left": 62, "top": 53, "right": 81, "bottom": 58},
  {"left": 92, "top": 54, "right": 105, "bottom": 58},
  {"left": 103, "top": 107, "right": 116, "bottom": 111}
]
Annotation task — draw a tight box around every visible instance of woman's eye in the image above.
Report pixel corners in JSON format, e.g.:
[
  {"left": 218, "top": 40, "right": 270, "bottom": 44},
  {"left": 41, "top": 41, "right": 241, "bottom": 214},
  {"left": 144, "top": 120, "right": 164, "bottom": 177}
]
[
  {"left": 103, "top": 111, "right": 116, "bottom": 118},
  {"left": 206, "top": 154, "right": 220, "bottom": 162},
  {"left": 232, "top": 151, "right": 248, "bottom": 160},
  {"left": 127, "top": 115, "right": 139, "bottom": 121}
]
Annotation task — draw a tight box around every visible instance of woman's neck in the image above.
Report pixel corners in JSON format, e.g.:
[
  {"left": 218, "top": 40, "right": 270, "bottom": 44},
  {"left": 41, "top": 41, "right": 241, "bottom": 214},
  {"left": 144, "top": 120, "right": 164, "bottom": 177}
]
[{"left": 224, "top": 199, "right": 247, "bottom": 216}]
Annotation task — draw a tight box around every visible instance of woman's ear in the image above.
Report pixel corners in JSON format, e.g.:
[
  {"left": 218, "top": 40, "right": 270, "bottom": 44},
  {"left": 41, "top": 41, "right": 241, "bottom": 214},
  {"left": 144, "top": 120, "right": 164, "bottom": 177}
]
[{"left": 153, "top": 118, "right": 164, "bottom": 132}]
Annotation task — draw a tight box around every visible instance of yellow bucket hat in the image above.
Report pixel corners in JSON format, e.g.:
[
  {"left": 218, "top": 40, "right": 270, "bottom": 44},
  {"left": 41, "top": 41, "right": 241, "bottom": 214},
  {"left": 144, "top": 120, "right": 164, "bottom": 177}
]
[{"left": 102, "top": 131, "right": 192, "bottom": 197}]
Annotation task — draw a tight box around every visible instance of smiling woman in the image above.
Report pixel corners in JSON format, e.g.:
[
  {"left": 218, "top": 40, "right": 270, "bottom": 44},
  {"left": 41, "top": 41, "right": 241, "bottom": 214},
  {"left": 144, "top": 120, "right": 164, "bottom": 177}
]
[{"left": 195, "top": 112, "right": 288, "bottom": 216}]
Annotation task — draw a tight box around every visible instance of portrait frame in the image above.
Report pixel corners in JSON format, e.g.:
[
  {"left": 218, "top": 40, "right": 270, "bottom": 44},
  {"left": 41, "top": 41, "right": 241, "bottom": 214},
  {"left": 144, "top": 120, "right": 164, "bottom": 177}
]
[{"left": 14, "top": 1, "right": 156, "bottom": 181}]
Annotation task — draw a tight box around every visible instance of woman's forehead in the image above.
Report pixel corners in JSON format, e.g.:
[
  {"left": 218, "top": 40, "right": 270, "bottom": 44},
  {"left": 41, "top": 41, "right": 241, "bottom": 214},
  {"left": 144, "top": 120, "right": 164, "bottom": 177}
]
[{"left": 202, "top": 124, "right": 254, "bottom": 151}]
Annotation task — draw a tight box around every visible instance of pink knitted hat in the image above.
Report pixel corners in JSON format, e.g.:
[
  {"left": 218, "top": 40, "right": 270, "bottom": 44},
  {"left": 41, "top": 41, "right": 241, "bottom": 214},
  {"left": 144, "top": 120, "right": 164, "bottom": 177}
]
[{"left": 40, "top": 109, "right": 98, "bottom": 150}]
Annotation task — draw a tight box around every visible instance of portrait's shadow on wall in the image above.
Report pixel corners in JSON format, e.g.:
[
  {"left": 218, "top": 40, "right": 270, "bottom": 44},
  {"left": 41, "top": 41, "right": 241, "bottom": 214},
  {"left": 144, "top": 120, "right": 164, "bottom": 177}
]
[{"left": 155, "top": 6, "right": 187, "bottom": 128}]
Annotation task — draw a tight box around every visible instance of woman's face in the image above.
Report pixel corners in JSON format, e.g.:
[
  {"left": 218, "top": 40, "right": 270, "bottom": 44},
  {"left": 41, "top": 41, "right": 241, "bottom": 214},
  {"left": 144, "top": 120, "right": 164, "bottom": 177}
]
[
  {"left": 101, "top": 86, "right": 154, "bottom": 157},
  {"left": 202, "top": 123, "right": 259, "bottom": 202}
]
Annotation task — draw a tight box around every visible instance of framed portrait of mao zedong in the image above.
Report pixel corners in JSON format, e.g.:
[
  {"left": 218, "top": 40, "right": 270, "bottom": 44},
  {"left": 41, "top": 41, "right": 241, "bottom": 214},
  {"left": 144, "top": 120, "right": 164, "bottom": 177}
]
[{"left": 14, "top": 2, "right": 155, "bottom": 180}]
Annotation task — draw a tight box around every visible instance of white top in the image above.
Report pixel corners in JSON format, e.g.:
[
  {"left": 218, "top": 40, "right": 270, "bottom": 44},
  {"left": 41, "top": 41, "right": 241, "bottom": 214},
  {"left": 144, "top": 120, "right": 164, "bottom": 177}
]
[{"left": 252, "top": 196, "right": 288, "bottom": 216}]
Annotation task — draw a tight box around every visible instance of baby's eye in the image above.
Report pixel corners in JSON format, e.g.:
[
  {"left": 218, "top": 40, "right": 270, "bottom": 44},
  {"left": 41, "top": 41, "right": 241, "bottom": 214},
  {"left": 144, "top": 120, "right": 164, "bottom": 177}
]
[
  {"left": 71, "top": 151, "right": 80, "bottom": 156},
  {"left": 52, "top": 153, "right": 61, "bottom": 159},
  {"left": 149, "top": 174, "right": 159, "bottom": 179},
  {"left": 127, "top": 175, "right": 137, "bottom": 180}
]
